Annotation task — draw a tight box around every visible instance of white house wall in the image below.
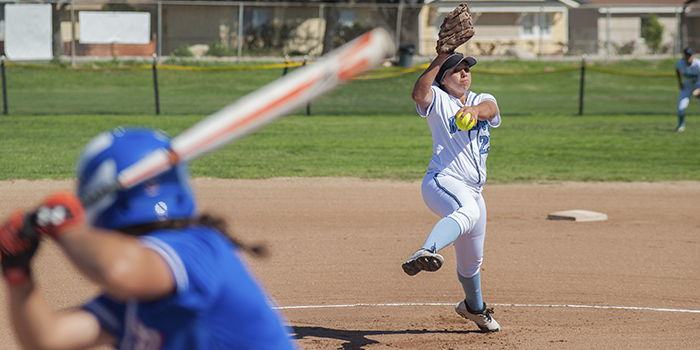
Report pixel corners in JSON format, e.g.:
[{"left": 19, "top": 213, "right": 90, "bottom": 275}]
[
  {"left": 419, "top": 3, "right": 569, "bottom": 56},
  {"left": 658, "top": 16, "right": 677, "bottom": 49},
  {"left": 597, "top": 16, "right": 640, "bottom": 45},
  {"left": 472, "top": 13, "right": 521, "bottom": 39},
  {"left": 596, "top": 13, "right": 680, "bottom": 55}
]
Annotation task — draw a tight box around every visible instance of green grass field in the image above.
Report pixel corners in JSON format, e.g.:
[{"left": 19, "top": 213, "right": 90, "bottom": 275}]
[
  {"left": 2, "top": 57, "right": 686, "bottom": 116},
  {"left": 1, "top": 57, "right": 698, "bottom": 182},
  {"left": 1, "top": 113, "right": 698, "bottom": 182}
]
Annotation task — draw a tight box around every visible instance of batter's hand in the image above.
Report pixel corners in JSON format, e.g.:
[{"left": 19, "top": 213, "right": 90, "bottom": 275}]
[
  {"left": 0, "top": 209, "right": 41, "bottom": 286},
  {"left": 34, "top": 191, "right": 86, "bottom": 240}
]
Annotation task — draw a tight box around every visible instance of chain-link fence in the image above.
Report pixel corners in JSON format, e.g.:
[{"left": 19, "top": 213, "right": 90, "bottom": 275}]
[
  {"left": 2, "top": 0, "right": 696, "bottom": 63},
  {"left": 0, "top": 0, "right": 692, "bottom": 117},
  {"left": 0, "top": 58, "right": 683, "bottom": 116},
  {"left": 0, "top": 0, "right": 423, "bottom": 62}
]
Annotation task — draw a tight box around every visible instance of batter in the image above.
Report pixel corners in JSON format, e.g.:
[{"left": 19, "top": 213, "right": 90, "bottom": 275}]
[{"left": 0, "top": 128, "right": 297, "bottom": 350}]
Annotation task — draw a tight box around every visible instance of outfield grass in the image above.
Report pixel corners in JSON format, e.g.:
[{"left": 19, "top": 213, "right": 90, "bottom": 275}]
[
  {"left": 1, "top": 114, "right": 697, "bottom": 182},
  {"left": 2, "top": 58, "right": 686, "bottom": 116},
  {"left": 491, "top": 114, "right": 699, "bottom": 182},
  {"left": 2, "top": 58, "right": 696, "bottom": 182}
]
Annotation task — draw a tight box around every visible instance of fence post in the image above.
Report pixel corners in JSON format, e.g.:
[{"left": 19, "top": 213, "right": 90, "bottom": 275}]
[
  {"left": 157, "top": 1, "right": 162, "bottom": 58},
  {"left": 237, "top": 3, "right": 243, "bottom": 60},
  {"left": 1, "top": 56, "right": 7, "bottom": 115},
  {"left": 70, "top": 0, "right": 75, "bottom": 67},
  {"left": 304, "top": 55, "right": 310, "bottom": 116},
  {"left": 578, "top": 54, "right": 586, "bottom": 116},
  {"left": 605, "top": 7, "right": 611, "bottom": 60},
  {"left": 538, "top": 7, "right": 544, "bottom": 57},
  {"left": 395, "top": 0, "right": 404, "bottom": 59},
  {"left": 317, "top": 4, "right": 324, "bottom": 57},
  {"left": 152, "top": 54, "right": 160, "bottom": 115},
  {"left": 282, "top": 55, "right": 290, "bottom": 76}
]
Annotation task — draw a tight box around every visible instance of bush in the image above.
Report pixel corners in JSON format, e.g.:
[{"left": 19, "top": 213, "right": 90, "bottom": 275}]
[
  {"left": 205, "top": 42, "right": 236, "bottom": 57},
  {"left": 614, "top": 41, "right": 636, "bottom": 55},
  {"left": 171, "top": 44, "right": 194, "bottom": 58},
  {"left": 242, "top": 23, "right": 296, "bottom": 56},
  {"left": 642, "top": 14, "right": 664, "bottom": 53}
]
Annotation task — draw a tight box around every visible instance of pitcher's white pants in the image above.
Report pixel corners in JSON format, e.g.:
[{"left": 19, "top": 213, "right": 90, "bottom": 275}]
[{"left": 421, "top": 172, "right": 486, "bottom": 278}]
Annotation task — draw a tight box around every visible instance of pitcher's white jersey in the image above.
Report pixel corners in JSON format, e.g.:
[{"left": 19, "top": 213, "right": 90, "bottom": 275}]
[
  {"left": 416, "top": 85, "right": 501, "bottom": 190},
  {"left": 675, "top": 58, "right": 700, "bottom": 90}
]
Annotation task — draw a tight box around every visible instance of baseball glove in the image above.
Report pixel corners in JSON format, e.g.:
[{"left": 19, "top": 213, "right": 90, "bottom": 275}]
[{"left": 436, "top": 3, "right": 475, "bottom": 55}]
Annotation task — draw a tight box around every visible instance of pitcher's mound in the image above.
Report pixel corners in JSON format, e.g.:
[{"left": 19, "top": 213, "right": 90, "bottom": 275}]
[{"left": 547, "top": 209, "right": 608, "bottom": 222}]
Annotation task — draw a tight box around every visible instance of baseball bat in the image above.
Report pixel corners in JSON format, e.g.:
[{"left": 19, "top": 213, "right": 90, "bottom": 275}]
[{"left": 80, "top": 28, "right": 394, "bottom": 205}]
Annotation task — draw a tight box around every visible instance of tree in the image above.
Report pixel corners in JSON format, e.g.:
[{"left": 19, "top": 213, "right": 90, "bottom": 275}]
[
  {"left": 321, "top": 0, "right": 340, "bottom": 55},
  {"left": 641, "top": 14, "right": 664, "bottom": 53}
]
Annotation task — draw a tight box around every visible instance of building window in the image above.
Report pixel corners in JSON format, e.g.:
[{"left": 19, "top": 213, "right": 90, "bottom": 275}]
[
  {"left": 243, "top": 8, "right": 270, "bottom": 34},
  {"left": 251, "top": 9, "right": 270, "bottom": 29},
  {"left": 339, "top": 10, "right": 356, "bottom": 28},
  {"left": 521, "top": 13, "right": 552, "bottom": 39}
]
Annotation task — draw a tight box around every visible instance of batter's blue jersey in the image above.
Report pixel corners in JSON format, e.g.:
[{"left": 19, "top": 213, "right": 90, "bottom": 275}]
[{"left": 82, "top": 226, "right": 296, "bottom": 350}]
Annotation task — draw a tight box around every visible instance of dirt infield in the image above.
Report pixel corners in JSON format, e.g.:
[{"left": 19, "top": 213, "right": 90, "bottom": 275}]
[{"left": 0, "top": 178, "right": 698, "bottom": 349}]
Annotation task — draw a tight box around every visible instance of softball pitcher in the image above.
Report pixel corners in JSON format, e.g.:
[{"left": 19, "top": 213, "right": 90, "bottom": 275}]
[
  {"left": 674, "top": 47, "right": 700, "bottom": 132},
  {"left": 402, "top": 52, "right": 501, "bottom": 332}
]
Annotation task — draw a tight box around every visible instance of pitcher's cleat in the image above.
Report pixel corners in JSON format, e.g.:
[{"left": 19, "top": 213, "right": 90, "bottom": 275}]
[
  {"left": 455, "top": 300, "right": 500, "bottom": 332},
  {"left": 401, "top": 248, "right": 444, "bottom": 276}
]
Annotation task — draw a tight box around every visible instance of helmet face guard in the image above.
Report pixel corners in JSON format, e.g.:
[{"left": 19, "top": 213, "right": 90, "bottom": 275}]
[{"left": 77, "top": 128, "right": 197, "bottom": 230}]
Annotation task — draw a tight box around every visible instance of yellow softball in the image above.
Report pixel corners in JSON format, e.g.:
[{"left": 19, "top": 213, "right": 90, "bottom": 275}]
[{"left": 455, "top": 112, "right": 476, "bottom": 131}]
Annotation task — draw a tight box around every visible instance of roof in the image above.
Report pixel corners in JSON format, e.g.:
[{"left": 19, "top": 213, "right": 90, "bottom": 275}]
[
  {"left": 430, "top": 0, "right": 571, "bottom": 7},
  {"left": 429, "top": 0, "right": 696, "bottom": 13},
  {"left": 579, "top": 0, "right": 687, "bottom": 5},
  {"left": 431, "top": 0, "right": 691, "bottom": 8}
]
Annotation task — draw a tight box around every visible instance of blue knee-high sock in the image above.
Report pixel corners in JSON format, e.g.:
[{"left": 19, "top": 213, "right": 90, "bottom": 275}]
[
  {"left": 679, "top": 113, "right": 686, "bottom": 127},
  {"left": 458, "top": 271, "right": 484, "bottom": 311},
  {"left": 421, "top": 217, "right": 461, "bottom": 253}
]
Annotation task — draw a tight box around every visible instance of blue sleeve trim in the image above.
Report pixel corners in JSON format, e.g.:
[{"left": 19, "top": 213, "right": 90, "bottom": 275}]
[{"left": 139, "top": 236, "right": 189, "bottom": 294}]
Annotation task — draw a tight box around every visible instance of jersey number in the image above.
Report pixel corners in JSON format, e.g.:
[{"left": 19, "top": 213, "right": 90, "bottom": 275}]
[{"left": 479, "top": 135, "right": 490, "bottom": 154}]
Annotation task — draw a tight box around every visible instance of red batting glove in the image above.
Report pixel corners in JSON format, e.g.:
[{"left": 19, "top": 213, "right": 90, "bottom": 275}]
[
  {"left": 34, "top": 191, "right": 86, "bottom": 239},
  {"left": 0, "top": 209, "right": 40, "bottom": 286}
]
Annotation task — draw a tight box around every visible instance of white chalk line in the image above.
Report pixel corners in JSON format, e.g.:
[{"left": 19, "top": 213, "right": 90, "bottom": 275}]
[{"left": 274, "top": 302, "right": 700, "bottom": 314}]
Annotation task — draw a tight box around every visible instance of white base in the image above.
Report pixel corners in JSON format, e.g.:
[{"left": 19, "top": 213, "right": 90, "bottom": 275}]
[{"left": 547, "top": 210, "right": 608, "bottom": 222}]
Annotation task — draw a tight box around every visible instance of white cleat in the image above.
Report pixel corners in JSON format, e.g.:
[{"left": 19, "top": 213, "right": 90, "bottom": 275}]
[
  {"left": 676, "top": 126, "right": 686, "bottom": 132},
  {"left": 455, "top": 300, "right": 501, "bottom": 332},
  {"left": 401, "top": 248, "right": 444, "bottom": 276}
]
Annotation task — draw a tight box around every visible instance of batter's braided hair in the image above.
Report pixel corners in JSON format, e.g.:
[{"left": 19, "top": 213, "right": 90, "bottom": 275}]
[{"left": 118, "top": 213, "right": 268, "bottom": 258}]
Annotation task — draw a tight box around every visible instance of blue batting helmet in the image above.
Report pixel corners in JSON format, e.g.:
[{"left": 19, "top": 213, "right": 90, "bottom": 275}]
[{"left": 76, "top": 127, "right": 196, "bottom": 230}]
